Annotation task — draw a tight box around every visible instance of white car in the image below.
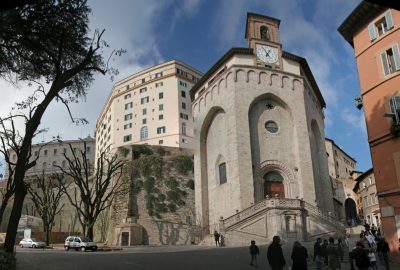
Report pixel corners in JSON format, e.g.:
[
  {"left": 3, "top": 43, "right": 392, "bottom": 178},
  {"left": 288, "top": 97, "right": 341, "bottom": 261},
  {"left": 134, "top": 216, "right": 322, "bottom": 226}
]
[
  {"left": 64, "top": 236, "right": 97, "bottom": 252},
  {"left": 19, "top": 238, "right": 46, "bottom": 248}
]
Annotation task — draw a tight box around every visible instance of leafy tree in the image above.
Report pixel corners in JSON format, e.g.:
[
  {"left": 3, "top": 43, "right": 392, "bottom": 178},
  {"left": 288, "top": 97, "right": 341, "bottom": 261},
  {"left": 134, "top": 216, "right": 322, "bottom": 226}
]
[
  {"left": 27, "top": 174, "right": 64, "bottom": 246},
  {"left": 0, "top": 0, "right": 122, "bottom": 253},
  {"left": 55, "top": 142, "right": 126, "bottom": 240}
]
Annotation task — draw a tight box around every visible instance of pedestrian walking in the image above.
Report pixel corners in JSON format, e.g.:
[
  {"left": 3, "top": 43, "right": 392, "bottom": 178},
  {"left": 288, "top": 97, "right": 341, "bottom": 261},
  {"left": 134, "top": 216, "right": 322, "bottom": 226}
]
[
  {"left": 381, "top": 238, "right": 390, "bottom": 270},
  {"left": 213, "top": 230, "right": 220, "bottom": 247},
  {"left": 313, "top": 238, "right": 324, "bottom": 270},
  {"left": 326, "top": 237, "right": 341, "bottom": 270},
  {"left": 337, "top": 237, "right": 344, "bottom": 262},
  {"left": 249, "top": 240, "right": 259, "bottom": 267},
  {"left": 291, "top": 241, "right": 308, "bottom": 270},
  {"left": 267, "top": 235, "right": 286, "bottom": 270},
  {"left": 322, "top": 239, "right": 329, "bottom": 266},
  {"left": 368, "top": 248, "right": 378, "bottom": 270},
  {"left": 351, "top": 241, "right": 371, "bottom": 270}
]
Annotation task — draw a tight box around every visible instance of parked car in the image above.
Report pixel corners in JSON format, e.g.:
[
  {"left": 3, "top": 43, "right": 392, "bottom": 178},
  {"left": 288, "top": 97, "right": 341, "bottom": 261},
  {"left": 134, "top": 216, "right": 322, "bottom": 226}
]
[
  {"left": 64, "top": 236, "right": 97, "bottom": 252},
  {"left": 19, "top": 238, "right": 46, "bottom": 248}
]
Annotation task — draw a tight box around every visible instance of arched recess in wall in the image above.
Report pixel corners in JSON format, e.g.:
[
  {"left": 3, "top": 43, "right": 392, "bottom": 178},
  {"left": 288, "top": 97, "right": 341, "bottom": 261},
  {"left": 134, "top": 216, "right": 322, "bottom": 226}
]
[
  {"left": 310, "top": 119, "right": 326, "bottom": 208},
  {"left": 344, "top": 198, "right": 358, "bottom": 223},
  {"left": 199, "top": 106, "right": 227, "bottom": 230},
  {"left": 248, "top": 93, "right": 294, "bottom": 202}
]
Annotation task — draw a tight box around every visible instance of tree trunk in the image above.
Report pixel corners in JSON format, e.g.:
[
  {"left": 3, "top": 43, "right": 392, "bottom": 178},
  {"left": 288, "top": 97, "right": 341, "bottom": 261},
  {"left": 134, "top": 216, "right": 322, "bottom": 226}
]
[
  {"left": 0, "top": 193, "right": 12, "bottom": 226},
  {"left": 87, "top": 226, "right": 94, "bottom": 240},
  {"left": 4, "top": 184, "right": 27, "bottom": 252}
]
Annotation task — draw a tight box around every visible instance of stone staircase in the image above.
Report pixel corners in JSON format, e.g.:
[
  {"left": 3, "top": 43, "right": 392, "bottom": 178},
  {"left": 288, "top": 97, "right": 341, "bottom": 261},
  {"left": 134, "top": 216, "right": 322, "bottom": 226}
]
[{"left": 209, "top": 198, "right": 346, "bottom": 247}]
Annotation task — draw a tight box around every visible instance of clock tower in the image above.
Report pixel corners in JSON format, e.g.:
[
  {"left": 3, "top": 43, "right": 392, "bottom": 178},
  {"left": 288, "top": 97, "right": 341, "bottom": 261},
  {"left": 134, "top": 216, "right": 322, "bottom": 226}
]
[{"left": 245, "top": 13, "right": 282, "bottom": 69}]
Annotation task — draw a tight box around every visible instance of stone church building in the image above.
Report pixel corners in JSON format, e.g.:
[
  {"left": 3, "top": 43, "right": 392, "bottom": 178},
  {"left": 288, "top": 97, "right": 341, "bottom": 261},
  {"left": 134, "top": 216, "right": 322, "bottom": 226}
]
[{"left": 190, "top": 13, "right": 343, "bottom": 245}]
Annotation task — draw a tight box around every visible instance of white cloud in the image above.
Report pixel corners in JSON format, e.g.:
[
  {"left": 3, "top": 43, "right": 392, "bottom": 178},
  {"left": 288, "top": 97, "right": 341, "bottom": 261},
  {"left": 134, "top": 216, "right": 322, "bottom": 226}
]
[
  {"left": 341, "top": 108, "right": 367, "bottom": 135},
  {"left": 169, "top": 0, "right": 202, "bottom": 32},
  {"left": 210, "top": 0, "right": 247, "bottom": 48},
  {"left": 0, "top": 0, "right": 171, "bottom": 143}
]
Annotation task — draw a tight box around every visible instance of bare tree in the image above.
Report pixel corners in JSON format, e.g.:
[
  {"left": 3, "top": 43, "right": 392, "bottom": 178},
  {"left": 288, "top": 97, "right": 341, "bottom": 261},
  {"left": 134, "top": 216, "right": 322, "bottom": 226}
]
[
  {"left": 27, "top": 173, "right": 64, "bottom": 246},
  {"left": 0, "top": 0, "right": 123, "bottom": 253},
  {"left": 55, "top": 142, "right": 126, "bottom": 240}
]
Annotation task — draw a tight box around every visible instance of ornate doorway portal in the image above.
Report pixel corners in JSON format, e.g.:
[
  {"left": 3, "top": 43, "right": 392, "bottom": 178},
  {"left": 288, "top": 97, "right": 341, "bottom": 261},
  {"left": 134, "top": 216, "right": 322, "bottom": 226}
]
[{"left": 263, "top": 171, "right": 285, "bottom": 198}]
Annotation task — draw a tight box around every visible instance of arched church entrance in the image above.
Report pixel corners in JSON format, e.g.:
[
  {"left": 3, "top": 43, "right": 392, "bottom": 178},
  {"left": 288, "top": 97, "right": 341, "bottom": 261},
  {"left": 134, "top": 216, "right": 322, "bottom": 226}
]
[
  {"left": 263, "top": 171, "right": 285, "bottom": 198},
  {"left": 344, "top": 198, "right": 357, "bottom": 223}
]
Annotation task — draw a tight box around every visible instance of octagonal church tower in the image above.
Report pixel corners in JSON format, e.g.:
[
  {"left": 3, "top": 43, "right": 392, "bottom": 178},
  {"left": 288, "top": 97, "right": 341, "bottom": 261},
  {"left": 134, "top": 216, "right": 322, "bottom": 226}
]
[{"left": 191, "top": 13, "right": 336, "bottom": 242}]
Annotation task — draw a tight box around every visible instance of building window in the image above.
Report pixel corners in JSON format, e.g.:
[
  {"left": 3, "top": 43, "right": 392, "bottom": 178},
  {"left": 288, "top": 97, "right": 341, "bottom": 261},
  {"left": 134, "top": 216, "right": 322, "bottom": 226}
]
[
  {"left": 124, "top": 113, "right": 133, "bottom": 121},
  {"left": 53, "top": 149, "right": 57, "bottom": 155},
  {"left": 44, "top": 150, "right": 48, "bottom": 156},
  {"left": 86, "top": 147, "right": 91, "bottom": 153},
  {"left": 155, "top": 72, "right": 163, "bottom": 78},
  {"left": 42, "top": 162, "right": 47, "bottom": 170},
  {"left": 63, "top": 148, "right": 67, "bottom": 154},
  {"left": 265, "top": 121, "right": 278, "bottom": 133},
  {"left": 62, "top": 160, "right": 66, "bottom": 168},
  {"left": 182, "top": 122, "right": 187, "bottom": 135},
  {"left": 179, "top": 81, "right": 187, "bottom": 87},
  {"left": 381, "top": 45, "right": 400, "bottom": 76},
  {"left": 159, "top": 104, "right": 164, "bottom": 111},
  {"left": 219, "top": 162, "right": 227, "bottom": 184},
  {"left": 142, "top": 118, "right": 147, "bottom": 124},
  {"left": 180, "top": 113, "right": 188, "bottom": 120},
  {"left": 125, "top": 102, "right": 133, "bottom": 110},
  {"left": 123, "top": 134, "right": 132, "bottom": 142},
  {"left": 182, "top": 102, "right": 186, "bottom": 110},
  {"left": 181, "top": 90, "right": 186, "bottom": 98},
  {"left": 140, "top": 127, "right": 148, "bottom": 140},
  {"left": 159, "top": 140, "right": 163, "bottom": 145},
  {"left": 141, "top": 78, "right": 145, "bottom": 84},
  {"left": 368, "top": 10, "right": 394, "bottom": 41},
  {"left": 159, "top": 114, "right": 164, "bottom": 120},
  {"left": 157, "top": 126, "right": 166, "bottom": 134},
  {"left": 155, "top": 82, "right": 163, "bottom": 88},
  {"left": 142, "top": 108, "right": 147, "bottom": 115},
  {"left": 124, "top": 123, "right": 132, "bottom": 129},
  {"left": 126, "top": 85, "right": 130, "bottom": 90},
  {"left": 141, "top": 96, "right": 149, "bottom": 104},
  {"left": 124, "top": 93, "right": 131, "bottom": 99},
  {"left": 159, "top": 92, "right": 164, "bottom": 99},
  {"left": 140, "top": 87, "right": 147, "bottom": 93}
]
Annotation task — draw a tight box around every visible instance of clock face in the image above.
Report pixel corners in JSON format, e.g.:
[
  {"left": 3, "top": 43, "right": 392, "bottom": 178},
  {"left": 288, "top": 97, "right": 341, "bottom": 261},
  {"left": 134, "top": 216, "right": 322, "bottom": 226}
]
[{"left": 256, "top": 45, "right": 278, "bottom": 64}]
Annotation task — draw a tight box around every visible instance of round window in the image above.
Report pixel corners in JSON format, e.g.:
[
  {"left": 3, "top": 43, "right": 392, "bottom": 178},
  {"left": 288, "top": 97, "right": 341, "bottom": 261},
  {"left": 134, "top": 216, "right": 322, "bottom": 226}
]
[{"left": 265, "top": 121, "right": 278, "bottom": 133}]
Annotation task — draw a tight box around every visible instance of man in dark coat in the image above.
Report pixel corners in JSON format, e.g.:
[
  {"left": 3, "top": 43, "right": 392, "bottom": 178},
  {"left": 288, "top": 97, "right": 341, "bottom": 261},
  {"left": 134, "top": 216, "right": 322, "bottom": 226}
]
[
  {"left": 314, "top": 238, "right": 324, "bottom": 270},
  {"left": 351, "top": 241, "right": 371, "bottom": 270},
  {"left": 267, "top": 235, "right": 286, "bottom": 270},
  {"left": 291, "top": 241, "right": 308, "bottom": 270}
]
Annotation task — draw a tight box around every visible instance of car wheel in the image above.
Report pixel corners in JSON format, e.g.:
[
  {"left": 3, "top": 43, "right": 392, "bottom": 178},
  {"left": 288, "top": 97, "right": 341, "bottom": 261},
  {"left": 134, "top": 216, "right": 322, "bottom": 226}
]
[
  {"left": 32, "top": 244, "right": 36, "bottom": 249},
  {"left": 64, "top": 246, "right": 69, "bottom": 251},
  {"left": 92, "top": 247, "right": 97, "bottom": 252},
  {"left": 20, "top": 244, "right": 23, "bottom": 248},
  {"left": 80, "top": 246, "right": 86, "bottom": 252}
]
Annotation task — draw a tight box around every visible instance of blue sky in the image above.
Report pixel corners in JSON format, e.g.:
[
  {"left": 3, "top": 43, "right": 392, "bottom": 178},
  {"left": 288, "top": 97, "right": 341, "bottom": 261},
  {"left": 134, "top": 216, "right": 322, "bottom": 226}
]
[{"left": 0, "top": 0, "right": 371, "bottom": 173}]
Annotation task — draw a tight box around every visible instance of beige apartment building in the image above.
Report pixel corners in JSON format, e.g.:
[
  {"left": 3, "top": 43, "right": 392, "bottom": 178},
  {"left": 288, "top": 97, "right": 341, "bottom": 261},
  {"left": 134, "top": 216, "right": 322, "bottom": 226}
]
[
  {"left": 1, "top": 136, "right": 95, "bottom": 233},
  {"left": 353, "top": 169, "right": 380, "bottom": 227},
  {"left": 95, "top": 60, "right": 202, "bottom": 158},
  {"left": 325, "top": 138, "right": 358, "bottom": 224},
  {"left": 4, "top": 136, "right": 95, "bottom": 179}
]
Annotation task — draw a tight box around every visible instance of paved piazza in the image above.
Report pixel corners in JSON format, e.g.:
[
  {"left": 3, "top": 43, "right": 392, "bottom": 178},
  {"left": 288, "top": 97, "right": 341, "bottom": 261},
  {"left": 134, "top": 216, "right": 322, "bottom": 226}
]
[{"left": 16, "top": 244, "right": 399, "bottom": 270}]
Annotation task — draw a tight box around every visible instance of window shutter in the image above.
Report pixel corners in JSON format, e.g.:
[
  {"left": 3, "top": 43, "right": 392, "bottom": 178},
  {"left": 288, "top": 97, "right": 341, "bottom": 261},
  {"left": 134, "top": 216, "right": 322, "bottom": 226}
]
[
  {"left": 368, "top": 23, "right": 377, "bottom": 41},
  {"left": 385, "top": 10, "right": 394, "bottom": 29},
  {"left": 381, "top": 52, "right": 390, "bottom": 76},
  {"left": 392, "top": 44, "right": 400, "bottom": 71}
]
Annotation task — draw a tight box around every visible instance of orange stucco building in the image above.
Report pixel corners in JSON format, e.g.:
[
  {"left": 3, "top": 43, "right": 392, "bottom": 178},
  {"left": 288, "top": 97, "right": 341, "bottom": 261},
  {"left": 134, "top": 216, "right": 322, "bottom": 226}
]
[{"left": 339, "top": 2, "right": 400, "bottom": 259}]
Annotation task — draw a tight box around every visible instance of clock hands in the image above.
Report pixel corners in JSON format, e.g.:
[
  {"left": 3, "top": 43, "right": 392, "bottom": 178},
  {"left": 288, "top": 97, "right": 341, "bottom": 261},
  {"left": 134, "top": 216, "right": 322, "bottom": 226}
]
[{"left": 262, "top": 46, "right": 271, "bottom": 57}]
